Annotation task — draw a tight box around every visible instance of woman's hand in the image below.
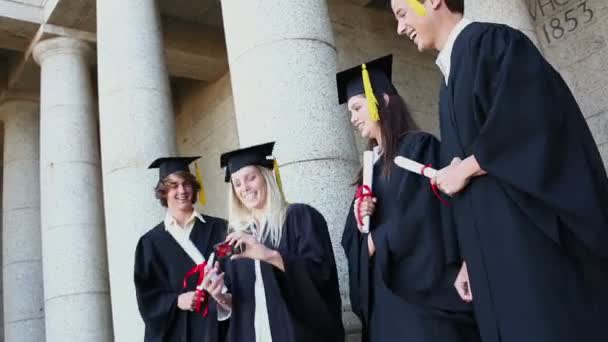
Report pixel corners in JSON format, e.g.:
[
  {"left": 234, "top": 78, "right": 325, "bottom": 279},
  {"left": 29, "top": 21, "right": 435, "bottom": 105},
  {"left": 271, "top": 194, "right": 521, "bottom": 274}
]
[
  {"left": 454, "top": 261, "right": 473, "bottom": 302},
  {"left": 367, "top": 234, "right": 376, "bottom": 257},
  {"left": 202, "top": 262, "right": 232, "bottom": 309},
  {"left": 225, "top": 231, "right": 285, "bottom": 271},
  {"left": 226, "top": 231, "right": 270, "bottom": 261},
  {"left": 354, "top": 197, "right": 377, "bottom": 233}
]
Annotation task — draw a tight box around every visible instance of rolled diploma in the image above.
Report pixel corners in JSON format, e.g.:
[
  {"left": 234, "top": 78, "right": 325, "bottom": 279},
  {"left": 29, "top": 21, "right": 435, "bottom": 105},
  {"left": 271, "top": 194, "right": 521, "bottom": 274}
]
[
  {"left": 394, "top": 156, "right": 437, "bottom": 179},
  {"left": 197, "top": 252, "right": 228, "bottom": 294},
  {"left": 361, "top": 151, "right": 374, "bottom": 234}
]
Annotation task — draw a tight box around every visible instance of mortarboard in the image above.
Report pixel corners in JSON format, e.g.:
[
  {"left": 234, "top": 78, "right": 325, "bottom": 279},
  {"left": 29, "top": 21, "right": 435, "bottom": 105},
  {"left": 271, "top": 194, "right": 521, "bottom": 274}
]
[
  {"left": 220, "top": 142, "right": 276, "bottom": 182},
  {"left": 149, "top": 157, "right": 201, "bottom": 181},
  {"left": 220, "top": 142, "right": 286, "bottom": 200},
  {"left": 336, "top": 54, "right": 395, "bottom": 121}
]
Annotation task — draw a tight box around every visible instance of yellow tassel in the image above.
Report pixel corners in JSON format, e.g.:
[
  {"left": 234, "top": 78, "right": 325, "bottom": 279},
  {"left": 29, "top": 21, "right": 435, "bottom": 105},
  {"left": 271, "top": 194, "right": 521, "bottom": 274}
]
[
  {"left": 273, "top": 159, "right": 286, "bottom": 201},
  {"left": 361, "top": 64, "right": 380, "bottom": 121},
  {"left": 194, "top": 162, "right": 207, "bottom": 206},
  {"left": 405, "top": 0, "right": 427, "bottom": 16}
]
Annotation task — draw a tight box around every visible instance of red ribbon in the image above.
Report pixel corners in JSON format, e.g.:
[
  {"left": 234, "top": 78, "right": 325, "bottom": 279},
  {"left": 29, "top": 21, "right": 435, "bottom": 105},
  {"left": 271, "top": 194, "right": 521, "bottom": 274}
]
[
  {"left": 355, "top": 185, "right": 374, "bottom": 227},
  {"left": 422, "top": 164, "right": 450, "bottom": 207},
  {"left": 182, "top": 262, "right": 209, "bottom": 317}
]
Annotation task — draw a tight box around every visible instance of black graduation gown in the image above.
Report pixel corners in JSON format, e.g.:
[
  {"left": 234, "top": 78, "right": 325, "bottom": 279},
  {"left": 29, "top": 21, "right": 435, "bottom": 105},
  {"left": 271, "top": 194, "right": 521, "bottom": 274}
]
[
  {"left": 134, "top": 215, "right": 229, "bottom": 342},
  {"left": 439, "top": 22, "right": 608, "bottom": 342},
  {"left": 341, "top": 132, "right": 479, "bottom": 342},
  {"left": 225, "top": 203, "right": 345, "bottom": 342}
]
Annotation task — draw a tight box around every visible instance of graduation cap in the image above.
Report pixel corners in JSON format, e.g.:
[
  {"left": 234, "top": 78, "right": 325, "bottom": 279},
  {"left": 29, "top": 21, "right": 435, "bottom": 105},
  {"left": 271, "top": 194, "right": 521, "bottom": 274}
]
[
  {"left": 148, "top": 156, "right": 207, "bottom": 206},
  {"left": 336, "top": 54, "right": 395, "bottom": 121},
  {"left": 220, "top": 142, "right": 275, "bottom": 182},
  {"left": 220, "top": 142, "right": 286, "bottom": 199}
]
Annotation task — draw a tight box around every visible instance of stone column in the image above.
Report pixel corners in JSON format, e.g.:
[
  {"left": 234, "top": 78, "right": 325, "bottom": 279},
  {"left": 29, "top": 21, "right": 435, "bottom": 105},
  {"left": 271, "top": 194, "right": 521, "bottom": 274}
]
[
  {"left": 96, "top": 0, "right": 177, "bottom": 339},
  {"left": 33, "top": 37, "right": 113, "bottom": 341},
  {"left": 220, "top": 0, "right": 361, "bottom": 335},
  {"left": 465, "top": 0, "right": 539, "bottom": 44},
  {"left": 1, "top": 100, "right": 45, "bottom": 342}
]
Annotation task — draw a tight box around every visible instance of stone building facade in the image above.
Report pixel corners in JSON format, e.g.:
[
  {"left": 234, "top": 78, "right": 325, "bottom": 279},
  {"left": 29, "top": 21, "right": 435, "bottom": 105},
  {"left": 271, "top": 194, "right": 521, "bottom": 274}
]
[{"left": 0, "top": 0, "right": 605, "bottom": 340}]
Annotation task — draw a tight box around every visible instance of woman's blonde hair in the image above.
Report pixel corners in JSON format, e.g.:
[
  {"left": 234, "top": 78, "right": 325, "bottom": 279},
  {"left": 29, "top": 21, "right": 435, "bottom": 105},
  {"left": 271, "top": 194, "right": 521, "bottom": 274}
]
[{"left": 227, "top": 166, "right": 288, "bottom": 248}]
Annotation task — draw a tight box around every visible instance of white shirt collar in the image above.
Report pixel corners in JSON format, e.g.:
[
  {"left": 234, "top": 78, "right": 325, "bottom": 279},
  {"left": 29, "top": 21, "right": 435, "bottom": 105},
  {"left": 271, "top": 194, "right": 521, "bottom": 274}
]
[
  {"left": 436, "top": 18, "right": 472, "bottom": 85},
  {"left": 164, "top": 210, "right": 205, "bottom": 231}
]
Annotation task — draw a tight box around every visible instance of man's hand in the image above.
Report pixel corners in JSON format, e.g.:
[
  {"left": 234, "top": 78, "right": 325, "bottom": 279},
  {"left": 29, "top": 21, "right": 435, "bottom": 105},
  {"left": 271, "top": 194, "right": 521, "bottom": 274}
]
[{"left": 177, "top": 291, "right": 198, "bottom": 311}]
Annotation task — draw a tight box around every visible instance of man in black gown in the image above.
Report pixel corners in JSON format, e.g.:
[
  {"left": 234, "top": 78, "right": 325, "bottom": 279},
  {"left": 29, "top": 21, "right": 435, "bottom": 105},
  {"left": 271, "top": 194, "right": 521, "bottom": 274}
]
[
  {"left": 391, "top": 1, "right": 608, "bottom": 342},
  {"left": 134, "top": 157, "right": 229, "bottom": 341}
]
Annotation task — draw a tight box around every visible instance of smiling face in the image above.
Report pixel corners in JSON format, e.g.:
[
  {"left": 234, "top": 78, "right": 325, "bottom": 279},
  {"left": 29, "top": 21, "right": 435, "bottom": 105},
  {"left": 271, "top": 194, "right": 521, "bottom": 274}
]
[
  {"left": 347, "top": 94, "right": 382, "bottom": 141},
  {"left": 392, "top": 0, "right": 439, "bottom": 52},
  {"left": 231, "top": 165, "right": 268, "bottom": 211},
  {"left": 165, "top": 173, "right": 196, "bottom": 212}
]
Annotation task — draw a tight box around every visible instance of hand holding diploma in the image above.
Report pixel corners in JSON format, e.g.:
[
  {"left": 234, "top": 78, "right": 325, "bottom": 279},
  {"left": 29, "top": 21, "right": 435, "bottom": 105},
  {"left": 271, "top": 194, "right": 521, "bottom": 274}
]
[
  {"left": 355, "top": 151, "right": 375, "bottom": 234},
  {"left": 202, "top": 259, "right": 231, "bottom": 309},
  {"left": 432, "top": 156, "right": 486, "bottom": 196}
]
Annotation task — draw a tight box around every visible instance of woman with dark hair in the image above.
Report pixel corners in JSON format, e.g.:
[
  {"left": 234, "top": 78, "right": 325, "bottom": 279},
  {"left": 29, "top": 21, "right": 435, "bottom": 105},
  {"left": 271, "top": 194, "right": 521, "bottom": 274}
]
[{"left": 338, "top": 55, "right": 479, "bottom": 342}]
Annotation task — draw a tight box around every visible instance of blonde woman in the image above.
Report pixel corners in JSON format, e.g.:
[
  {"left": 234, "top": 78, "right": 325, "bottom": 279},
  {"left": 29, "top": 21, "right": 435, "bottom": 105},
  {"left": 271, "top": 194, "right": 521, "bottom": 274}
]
[{"left": 204, "top": 142, "right": 344, "bottom": 342}]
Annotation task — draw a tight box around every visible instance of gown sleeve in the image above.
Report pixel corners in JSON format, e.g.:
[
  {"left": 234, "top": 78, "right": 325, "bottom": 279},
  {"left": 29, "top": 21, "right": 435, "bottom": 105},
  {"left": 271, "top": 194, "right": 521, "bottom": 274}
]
[
  {"left": 371, "top": 134, "right": 447, "bottom": 295},
  {"left": 467, "top": 25, "right": 608, "bottom": 258},
  {"left": 274, "top": 204, "right": 344, "bottom": 335},
  {"left": 341, "top": 199, "right": 371, "bottom": 324},
  {"left": 133, "top": 235, "right": 180, "bottom": 335}
]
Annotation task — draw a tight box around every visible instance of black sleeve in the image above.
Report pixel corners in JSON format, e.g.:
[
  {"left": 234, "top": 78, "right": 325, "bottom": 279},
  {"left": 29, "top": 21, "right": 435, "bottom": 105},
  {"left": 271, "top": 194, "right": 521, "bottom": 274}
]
[
  {"left": 133, "top": 236, "right": 180, "bottom": 335},
  {"left": 371, "top": 134, "right": 447, "bottom": 294},
  {"left": 468, "top": 25, "right": 608, "bottom": 258},
  {"left": 341, "top": 198, "right": 370, "bottom": 324},
  {"left": 274, "top": 204, "right": 344, "bottom": 335}
]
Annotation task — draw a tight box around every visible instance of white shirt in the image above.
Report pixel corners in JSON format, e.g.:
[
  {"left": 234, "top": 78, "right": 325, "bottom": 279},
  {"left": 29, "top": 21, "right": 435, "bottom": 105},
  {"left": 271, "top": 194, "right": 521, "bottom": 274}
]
[
  {"left": 164, "top": 211, "right": 231, "bottom": 321},
  {"left": 436, "top": 18, "right": 473, "bottom": 85},
  {"left": 164, "top": 211, "right": 206, "bottom": 264},
  {"left": 250, "top": 225, "right": 273, "bottom": 342},
  {"left": 254, "top": 260, "right": 273, "bottom": 342},
  {"left": 373, "top": 145, "right": 382, "bottom": 164}
]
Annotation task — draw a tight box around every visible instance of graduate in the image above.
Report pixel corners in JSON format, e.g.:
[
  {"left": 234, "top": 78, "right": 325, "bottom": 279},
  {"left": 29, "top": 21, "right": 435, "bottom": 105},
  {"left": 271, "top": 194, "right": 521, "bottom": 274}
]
[
  {"left": 391, "top": 1, "right": 608, "bottom": 342},
  {"left": 338, "top": 55, "right": 479, "bottom": 342},
  {"left": 207, "top": 142, "right": 344, "bottom": 342},
  {"left": 134, "top": 157, "right": 229, "bottom": 342}
]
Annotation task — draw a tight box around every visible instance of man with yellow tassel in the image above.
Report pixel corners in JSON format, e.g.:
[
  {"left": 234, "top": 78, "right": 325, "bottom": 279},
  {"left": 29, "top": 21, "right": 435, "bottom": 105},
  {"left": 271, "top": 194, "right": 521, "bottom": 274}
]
[{"left": 134, "top": 156, "right": 230, "bottom": 342}]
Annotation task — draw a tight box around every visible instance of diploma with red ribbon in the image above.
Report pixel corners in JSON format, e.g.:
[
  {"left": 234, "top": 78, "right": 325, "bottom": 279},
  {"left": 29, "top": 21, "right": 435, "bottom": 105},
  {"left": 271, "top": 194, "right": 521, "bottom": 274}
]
[
  {"left": 394, "top": 156, "right": 437, "bottom": 179},
  {"left": 183, "top": 261, "right": 209, "bottom": 317},
  {"left": 183, "top": 252, "right": 218, "bottom": 317},
  {"left": 394, "top": 156, "right": 450, "bottom": 206},
  {"left": 355, "top": 151, "right": 374, "bottom": 233}
]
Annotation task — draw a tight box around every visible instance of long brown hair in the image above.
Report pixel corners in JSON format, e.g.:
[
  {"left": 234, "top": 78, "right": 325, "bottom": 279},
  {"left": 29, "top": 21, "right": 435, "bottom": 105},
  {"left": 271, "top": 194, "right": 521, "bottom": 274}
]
[{"left": 354, "top": 92, "right": 419, "bottom": 184}]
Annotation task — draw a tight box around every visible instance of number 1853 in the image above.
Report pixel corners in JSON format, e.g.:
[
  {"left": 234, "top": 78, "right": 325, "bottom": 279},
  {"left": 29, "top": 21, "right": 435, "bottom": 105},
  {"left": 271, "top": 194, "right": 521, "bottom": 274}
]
[{"left": 542, "top": 1, "right": 594, "bottom": 45}]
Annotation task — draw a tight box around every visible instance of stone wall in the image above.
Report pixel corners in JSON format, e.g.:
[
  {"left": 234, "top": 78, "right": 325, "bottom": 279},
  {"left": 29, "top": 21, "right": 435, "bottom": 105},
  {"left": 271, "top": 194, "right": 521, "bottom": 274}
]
[
  {"left": 174, "top": 74, "right": 239, "bottom": 219},
  {"left": 525, "top": 0, "right": 608, "bottom": 166}
]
